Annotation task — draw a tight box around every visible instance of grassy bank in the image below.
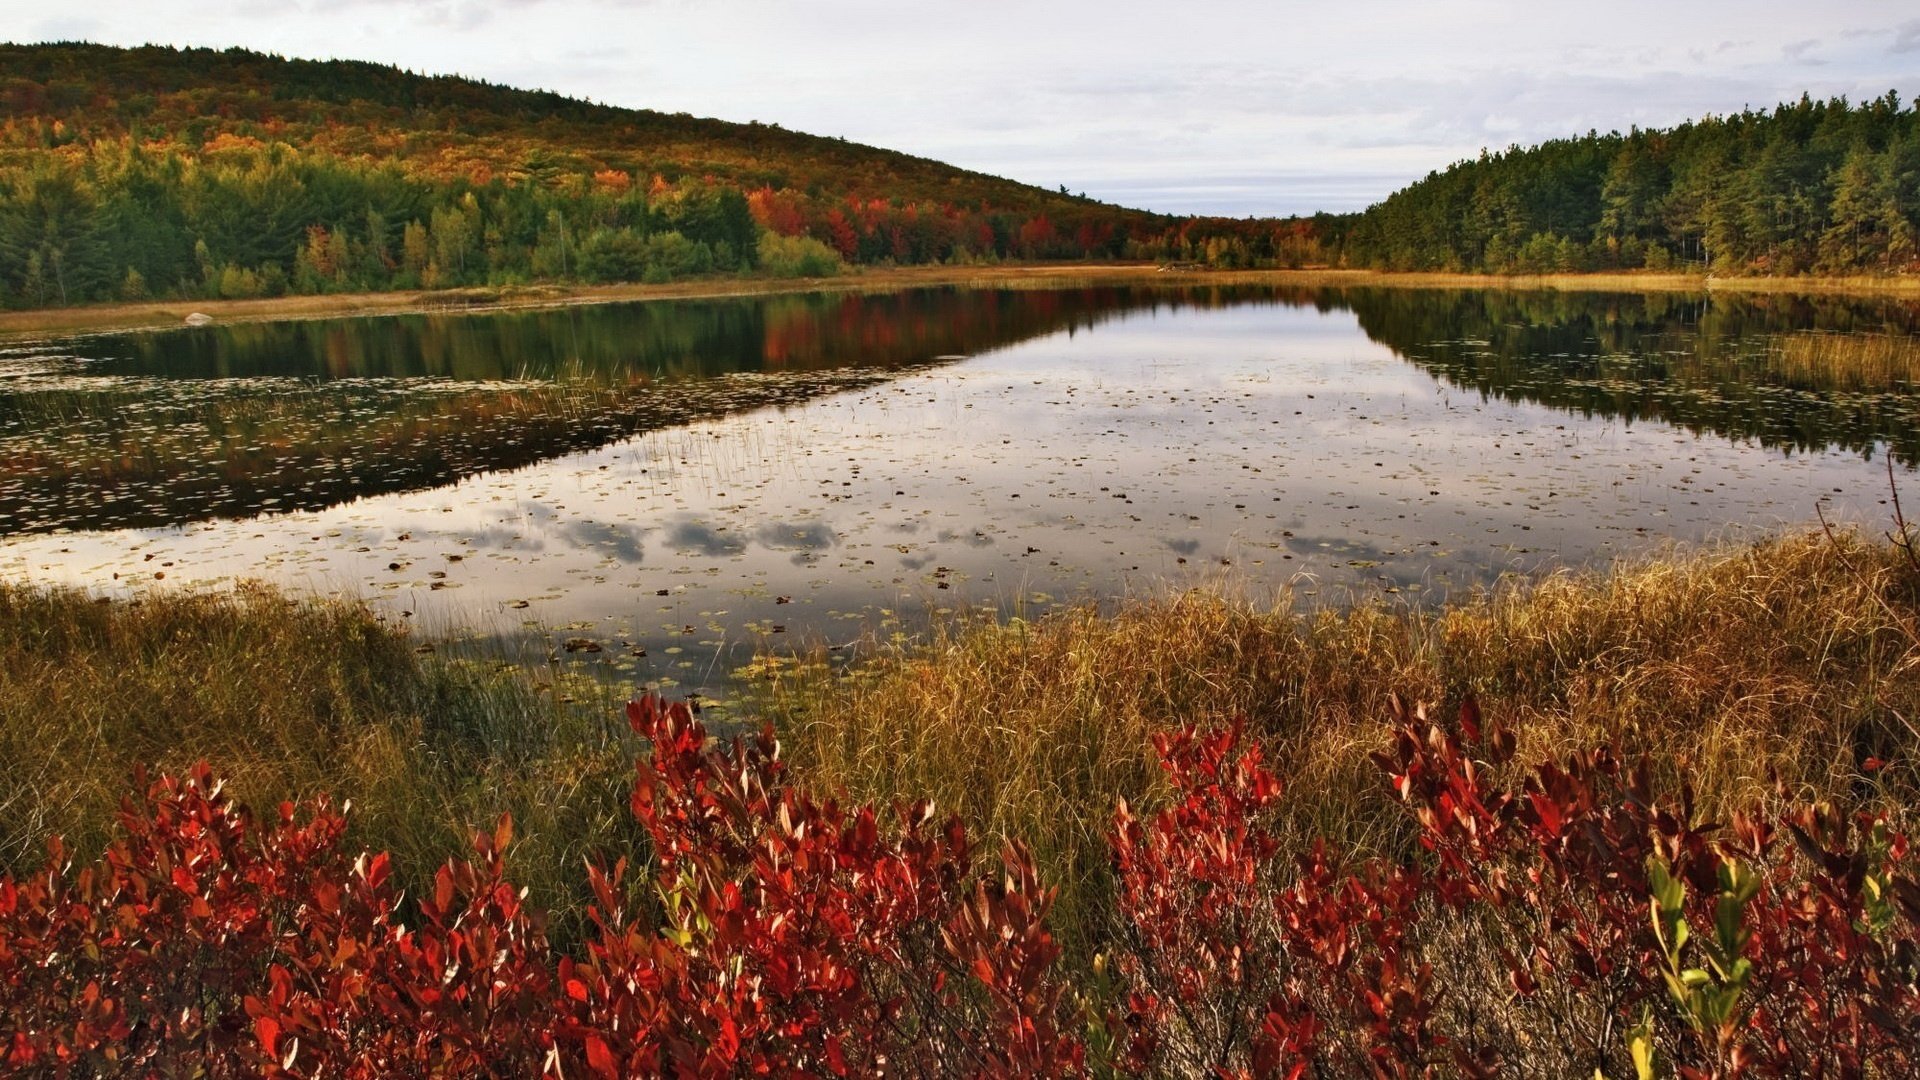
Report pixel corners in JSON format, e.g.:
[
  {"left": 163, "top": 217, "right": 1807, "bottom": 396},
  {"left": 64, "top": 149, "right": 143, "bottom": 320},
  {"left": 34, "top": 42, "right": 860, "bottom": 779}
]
[
  {"left": 3, "top": 532, "right": 1916, "bottom": 1073},
  {"left": 5, "top": 263, "right": 1920, "bottom": 340},
  {"left": 5, "top": 530, "right": 1916, "bottom": 955},
  {"left": 0, "top": 580, "right": 643, "bottom": 936},
  {"left": 756, "top": 530, "right": 1920, "bottom": 949}
]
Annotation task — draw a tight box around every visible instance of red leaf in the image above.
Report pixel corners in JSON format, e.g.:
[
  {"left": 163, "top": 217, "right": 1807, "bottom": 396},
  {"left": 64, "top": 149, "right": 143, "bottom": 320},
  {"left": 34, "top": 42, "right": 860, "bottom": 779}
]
[
  {"left": 255, "top": 1016, "right": 280, "bottom": 1055},
  {"left": 585, "top": 1035, "right": 617, "bottom": 1077}
]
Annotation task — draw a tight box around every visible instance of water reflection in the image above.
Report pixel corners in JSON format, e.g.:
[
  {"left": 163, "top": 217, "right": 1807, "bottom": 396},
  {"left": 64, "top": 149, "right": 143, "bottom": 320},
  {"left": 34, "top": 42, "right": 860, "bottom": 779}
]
[
  {"left": 555, "top": 521, "right": 648, "bottom": 565},
  {"left": 2, "top": 282, "right": 1917, "bottom": 700},
  {"left": 0, "top": 288, "right": 1200, "bottom": 533},
  {"left": 5, "top": 286, "right": 1918, "bottom": 537},
  {"left": 1341, "top": 288, "right": 1920, "bottom": 464}
]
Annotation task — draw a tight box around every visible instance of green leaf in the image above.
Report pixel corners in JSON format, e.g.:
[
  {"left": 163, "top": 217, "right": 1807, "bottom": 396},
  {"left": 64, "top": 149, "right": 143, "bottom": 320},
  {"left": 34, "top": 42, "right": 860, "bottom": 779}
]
[{"left": 1629, "top": 1009, "right": 1657, "bottom": 1080}]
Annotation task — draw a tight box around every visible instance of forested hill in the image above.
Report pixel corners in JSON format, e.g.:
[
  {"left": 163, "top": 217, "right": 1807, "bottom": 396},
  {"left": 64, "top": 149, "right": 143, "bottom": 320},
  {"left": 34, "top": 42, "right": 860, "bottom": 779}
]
[
  {"left": 1342, "top": 92, "right": 1920, "bottom": 276},
  {"left": 10, "top": 44, "right": 1910, "bottom": 313},
  {"left": 2, "top": 42, "right": 1091, "bottom": 216},
  {"left": 0, "top": 43, "right": 1318, "bottom": 308}
]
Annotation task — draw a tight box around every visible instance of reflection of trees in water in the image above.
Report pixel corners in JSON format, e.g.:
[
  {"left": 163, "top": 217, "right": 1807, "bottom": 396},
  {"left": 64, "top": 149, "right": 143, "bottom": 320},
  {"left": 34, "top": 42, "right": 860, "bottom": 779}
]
[
  {"left": 1, "top": 285, "right": 1287, "bottom": 534},
  {"left": 88, "top": 286, "right": 1304, "bottom": 382},
  {"left": 8, "top": 283, "right": 1917, "bottom": 536},
  {"left": 1342, "top": 288, "right": 1920, "bottom": 466}
]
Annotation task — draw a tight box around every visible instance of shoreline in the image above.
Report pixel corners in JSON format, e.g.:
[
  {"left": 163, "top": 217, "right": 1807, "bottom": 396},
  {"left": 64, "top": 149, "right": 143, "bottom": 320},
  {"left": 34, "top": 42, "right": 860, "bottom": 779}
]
[{"left": 3, "top": 264, "right": 1916, "bottom": 340}]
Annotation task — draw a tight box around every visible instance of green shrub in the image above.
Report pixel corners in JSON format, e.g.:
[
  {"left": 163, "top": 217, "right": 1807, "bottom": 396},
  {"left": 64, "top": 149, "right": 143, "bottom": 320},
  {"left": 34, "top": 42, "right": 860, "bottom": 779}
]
[{"left": 756, "top": 231, "right": 844, "bottom": 277}]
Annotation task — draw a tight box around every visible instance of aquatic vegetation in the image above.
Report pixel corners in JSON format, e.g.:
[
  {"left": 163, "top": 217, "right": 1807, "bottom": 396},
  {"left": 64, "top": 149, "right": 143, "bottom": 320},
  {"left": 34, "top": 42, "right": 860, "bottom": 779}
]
[
  {"left": 1352, "top": 287, "right": 1920, "bottom": 464},
  {"left": 0, "top": 367, "right": 940, "bottom": 532},
  {"left": 1769, "top": 329, "right": 1920, "bottom": 392}
]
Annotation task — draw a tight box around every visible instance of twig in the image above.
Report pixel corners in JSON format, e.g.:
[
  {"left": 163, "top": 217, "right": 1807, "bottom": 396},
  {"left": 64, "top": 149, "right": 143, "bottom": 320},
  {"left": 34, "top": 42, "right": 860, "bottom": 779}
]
[
  {"left": 1887, "top": 455, "right": 1920, "bottom": 574},
  {"left": 1814, "top": 498, "right": 1855, "bottom": 570}
]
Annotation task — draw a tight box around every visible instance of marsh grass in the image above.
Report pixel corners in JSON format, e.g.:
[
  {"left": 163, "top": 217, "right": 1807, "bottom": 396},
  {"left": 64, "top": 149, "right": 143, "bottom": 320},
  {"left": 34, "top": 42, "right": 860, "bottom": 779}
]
[
  {"left": 754, "top": 531, "right": 1920, "bottom": 955},
  {"left": 6, "top": 529, "right": 1916, "bottom": 959},
  {"left": 0, "top": 580, "right": 645, "bottom": 939},
  {"left": 1770, "top": 330, "right": 1920, "bottom": 390},
  {"left": 0, "top": 365, "right": 932, "bottom": 533}
]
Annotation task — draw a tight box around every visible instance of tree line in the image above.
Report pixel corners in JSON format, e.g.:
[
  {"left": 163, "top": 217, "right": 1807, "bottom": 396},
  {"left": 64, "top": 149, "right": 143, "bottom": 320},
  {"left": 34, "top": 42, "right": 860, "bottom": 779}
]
[
  {"left": 4, "top": 44, "right": 1912, "bottom": 310},
  {"left": 1342, "top": 92, "right": 1920, "bottom": 275}
]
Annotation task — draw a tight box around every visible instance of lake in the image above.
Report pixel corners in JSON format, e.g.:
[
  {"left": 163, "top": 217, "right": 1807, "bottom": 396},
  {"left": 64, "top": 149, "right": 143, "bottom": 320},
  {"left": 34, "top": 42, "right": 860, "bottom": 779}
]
[{"left": 3, "top": 283, "right": 1916, "bottom": 703}]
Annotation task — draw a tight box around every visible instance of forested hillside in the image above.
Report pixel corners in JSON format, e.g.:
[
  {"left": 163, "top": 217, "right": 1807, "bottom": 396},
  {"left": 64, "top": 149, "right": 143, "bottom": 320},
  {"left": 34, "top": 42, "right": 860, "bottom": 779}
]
[
  {"left": 0, "top": 43, "right": 1321, "bottom": 309},
  {"left": 1343, "top": 92, "right": 1920, "bottom": 275},
  {"left": 5, "top": 43, "right": 1912, "bottom": 312}
]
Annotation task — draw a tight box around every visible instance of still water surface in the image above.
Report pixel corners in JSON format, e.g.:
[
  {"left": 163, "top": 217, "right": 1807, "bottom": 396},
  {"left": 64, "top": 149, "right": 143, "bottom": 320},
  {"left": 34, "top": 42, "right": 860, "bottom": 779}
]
[{"left": 3, "top": 285, "right": 1915, "bottom": 697}]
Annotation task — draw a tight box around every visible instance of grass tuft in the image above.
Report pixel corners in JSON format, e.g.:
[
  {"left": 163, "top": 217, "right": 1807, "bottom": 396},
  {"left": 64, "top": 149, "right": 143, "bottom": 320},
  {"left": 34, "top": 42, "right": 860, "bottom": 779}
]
[
  {"left": 0, "top": 580, "right": 643, "bottom": 939},
  {"left": 755, "top": 531, "right": 1920, "bottom": 954}
]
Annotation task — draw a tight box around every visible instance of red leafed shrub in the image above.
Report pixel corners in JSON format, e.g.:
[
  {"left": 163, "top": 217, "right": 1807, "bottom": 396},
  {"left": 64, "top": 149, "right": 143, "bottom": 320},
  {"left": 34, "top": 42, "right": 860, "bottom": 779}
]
[
  {"left": 242, "top": 814, "right": 555, "bottom": 1077},
  {"left": 0, "top": 763, "right": 353, "bottom": 1075},
  {"left": 1109, "top": 722, "right": 1449, "bottom": 1078},
  {"left": 1109, "top": 696, "right": 1920, "bottom": 1079},
  {"left": 5, "top": 691, "right": 1919, "bottom": 1078},
  {"left": 1375, "top": 695, "right": 1920, "bottom": 1077},
  {"left": 2, "top": 696, "right": 1085, "bottom": 1077},
  {"left": 548, "top": 693, "right": 1084, "bottom": 1077},
  {"left": 0, "top": 762, "right": 555, "bottom": 1078}
]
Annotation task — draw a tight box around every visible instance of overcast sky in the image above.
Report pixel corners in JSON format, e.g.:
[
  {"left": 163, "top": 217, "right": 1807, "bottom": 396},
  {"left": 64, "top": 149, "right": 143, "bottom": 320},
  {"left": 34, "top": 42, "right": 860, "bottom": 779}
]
[{"left": 10, "top": 1, "right": 1920, "bottom": 217}]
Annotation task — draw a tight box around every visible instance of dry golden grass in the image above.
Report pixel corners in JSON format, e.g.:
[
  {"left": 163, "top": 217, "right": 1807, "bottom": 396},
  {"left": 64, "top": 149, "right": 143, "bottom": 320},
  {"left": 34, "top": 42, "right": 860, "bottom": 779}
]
[
  {"left": 6, "top": 529, "right": 1915, "bottom": 957},
  {"left": 0, "top": 580, "right": 643, "bottom": 937},
  {"left": 756, "top": 531, "right": 1920, "bottom": 950}
]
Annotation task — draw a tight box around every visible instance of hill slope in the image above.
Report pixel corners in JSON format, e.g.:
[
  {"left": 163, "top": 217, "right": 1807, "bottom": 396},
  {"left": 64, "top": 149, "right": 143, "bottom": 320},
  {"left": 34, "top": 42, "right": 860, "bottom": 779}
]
[
  {"left": 0, "top": 43, "right": 1316, "bottom": 308},
  {"left": 1, "top": 43, "right": 1099, "bottom": 214}
]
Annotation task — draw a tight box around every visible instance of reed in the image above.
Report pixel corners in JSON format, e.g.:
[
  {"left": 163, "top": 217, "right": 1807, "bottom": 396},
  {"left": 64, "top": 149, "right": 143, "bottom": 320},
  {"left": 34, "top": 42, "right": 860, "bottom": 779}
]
[{"left": 1768, "top": 329, "right": 1920, "bottom": 390}]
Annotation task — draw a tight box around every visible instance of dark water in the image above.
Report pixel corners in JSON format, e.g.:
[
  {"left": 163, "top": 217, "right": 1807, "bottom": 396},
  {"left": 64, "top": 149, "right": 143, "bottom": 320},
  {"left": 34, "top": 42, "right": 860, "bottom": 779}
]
[{"left": 3, "top": 284, "right": 1916, "bottom": 705}]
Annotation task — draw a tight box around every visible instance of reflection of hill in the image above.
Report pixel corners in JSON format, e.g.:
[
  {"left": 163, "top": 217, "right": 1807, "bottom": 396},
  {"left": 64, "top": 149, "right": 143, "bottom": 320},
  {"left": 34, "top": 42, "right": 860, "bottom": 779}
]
[
  {"left": 1342, "top": 288, "right": 1920, "bottom": 465},
  {"left": 83, "top": 288, "right": 1157, "bottom": 381},
  {"left": 0, "top": 286, "right": 1269, "bottom": 534},
  {"left": 11, "top": 282, "right": 1916, "bottom": 536}
]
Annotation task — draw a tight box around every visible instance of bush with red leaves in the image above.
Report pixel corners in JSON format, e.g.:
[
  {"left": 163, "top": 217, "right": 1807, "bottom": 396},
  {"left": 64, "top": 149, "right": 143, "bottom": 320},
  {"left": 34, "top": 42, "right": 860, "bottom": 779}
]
[
  {"left": 549, "top": 693, "right": 1083, "bottom": 1077},
  {"left": 4, "top": 692, "right": 1917, "bottom": 1078},
  {"left": 1, "top": 696, "right": 1084, "bottom": 1078},
  {"left": 1108, "top": 696, "right": 1920, "bottom": 1079}
]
